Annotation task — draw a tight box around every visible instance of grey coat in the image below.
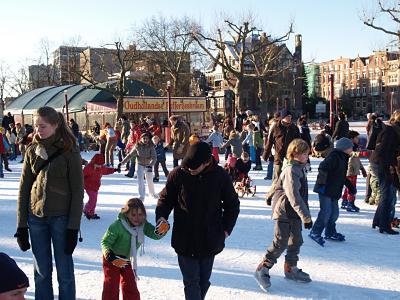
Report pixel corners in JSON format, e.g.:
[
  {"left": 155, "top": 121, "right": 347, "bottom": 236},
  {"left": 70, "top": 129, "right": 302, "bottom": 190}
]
[{"left": 271, "top": 160, "right": 311, "bottom": 223}]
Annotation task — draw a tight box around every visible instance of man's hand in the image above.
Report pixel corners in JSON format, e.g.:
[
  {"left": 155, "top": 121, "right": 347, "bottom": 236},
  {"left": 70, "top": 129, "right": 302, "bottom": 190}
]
[
  {"left": 146, "top": 166, "right": 153, "bottom": 173},
  {"left": 361, "top": 168, "right": 367, "bottom": 178},
  {"left": 155, "top": 218, "right": 170, "bottom": 236},
  {"left": 304, "top": 220, "right": 313, "bottom": 230},
  {"left": 316, "top": 185, "right": 326, "bottom": 194}
]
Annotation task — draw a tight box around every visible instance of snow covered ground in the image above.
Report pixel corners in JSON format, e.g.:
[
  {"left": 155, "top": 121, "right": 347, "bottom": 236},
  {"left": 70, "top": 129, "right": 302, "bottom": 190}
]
[{"left": 1, "top": 122, "right": 399, "bottom": 300}]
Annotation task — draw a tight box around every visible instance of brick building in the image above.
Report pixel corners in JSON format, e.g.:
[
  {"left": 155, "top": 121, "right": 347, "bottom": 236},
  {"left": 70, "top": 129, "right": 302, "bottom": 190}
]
[{"left": 317, "top": 50, "right": 399, "bottom": 117}]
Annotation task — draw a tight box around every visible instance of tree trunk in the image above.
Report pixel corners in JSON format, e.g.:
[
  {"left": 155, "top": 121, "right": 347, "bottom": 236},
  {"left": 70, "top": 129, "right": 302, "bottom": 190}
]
[{"left": 116, "top": 76, "right": 125, "bottom": 120}]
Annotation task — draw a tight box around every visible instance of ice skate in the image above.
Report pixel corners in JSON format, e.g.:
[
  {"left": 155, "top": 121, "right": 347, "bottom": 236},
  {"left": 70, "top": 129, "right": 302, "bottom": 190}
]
[{"left": 284, "top": 263, "right": 312, "bottom": 283}]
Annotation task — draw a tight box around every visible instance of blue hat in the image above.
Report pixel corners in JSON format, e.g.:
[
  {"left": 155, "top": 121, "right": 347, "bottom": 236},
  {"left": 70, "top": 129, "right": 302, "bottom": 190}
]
[
  {"left": 335, "top": 137, "right": 353, "bottom": 151},
  {"left": 0, "top": 253, "right": 29, "bottom": 293}
]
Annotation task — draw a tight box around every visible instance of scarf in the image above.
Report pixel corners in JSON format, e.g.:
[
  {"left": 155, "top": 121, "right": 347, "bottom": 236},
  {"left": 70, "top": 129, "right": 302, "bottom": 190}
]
[{"left": 120, "top": 218, "right": 145, "bottom": 275}]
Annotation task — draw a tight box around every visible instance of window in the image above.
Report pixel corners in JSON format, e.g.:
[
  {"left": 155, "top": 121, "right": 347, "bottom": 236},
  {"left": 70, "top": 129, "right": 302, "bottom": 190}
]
[
  {"left": 356, "top": 73, "right": 360, "bottom": 80},
  {"left": 362, "top": 87, "right": 367, "bottom": 95},
  {"left": 363, "top": 72, "right": 366, "bottom": 79}
]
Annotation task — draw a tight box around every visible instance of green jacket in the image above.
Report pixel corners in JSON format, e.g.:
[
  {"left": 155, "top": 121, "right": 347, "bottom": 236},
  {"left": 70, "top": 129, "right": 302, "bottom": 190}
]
[
  {"left": 101, "top": 213, "right": 162, "bottom": 258},
  {"left": 17, "top": 134, "right": 84, "bottom": 229}
]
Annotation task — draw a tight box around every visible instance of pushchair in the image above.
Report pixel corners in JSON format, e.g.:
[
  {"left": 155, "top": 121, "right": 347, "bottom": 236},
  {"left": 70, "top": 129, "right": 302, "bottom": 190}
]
[{"left": 234, "top": 172, "right": 256, "bottom": 198}]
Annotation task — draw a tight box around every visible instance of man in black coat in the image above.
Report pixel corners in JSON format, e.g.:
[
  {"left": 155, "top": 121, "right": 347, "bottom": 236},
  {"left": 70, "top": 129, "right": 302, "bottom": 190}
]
[
  {"left": 332, "top": 112, "right": 349, "bottom": 141},
  {"left": 156, "top": 142, "right": 240, "bottom": 300},
  {"left": 262, "top": 109, "right": 300, "bottom": 204}
]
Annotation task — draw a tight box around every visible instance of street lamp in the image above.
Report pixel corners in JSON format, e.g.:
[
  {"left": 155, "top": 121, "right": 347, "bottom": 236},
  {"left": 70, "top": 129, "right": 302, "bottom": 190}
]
[
  {"left": 165, "top": 81, "right": 172, "bottom": 144},
  {"left": 391, "top": 91, "right": 394, "bottom": 115},
  {"left": 329, "top": 74, "right": 334, "bottom": 130},
  {"left": 64, "top": 90, "right": 69, "bottom": 121}
]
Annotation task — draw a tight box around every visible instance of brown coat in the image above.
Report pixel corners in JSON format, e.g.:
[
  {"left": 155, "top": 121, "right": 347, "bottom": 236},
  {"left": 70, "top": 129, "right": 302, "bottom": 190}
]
[{"left": 169, "top": 121, "right": 190, "bottom": 160}]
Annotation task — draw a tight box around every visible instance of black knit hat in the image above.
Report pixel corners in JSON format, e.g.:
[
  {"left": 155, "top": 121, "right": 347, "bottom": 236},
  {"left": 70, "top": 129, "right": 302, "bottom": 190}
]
[
  {"left": 280, "top": 109, "right": 292, "bottom": 118},
  {"left": 182, "top": 142, "right": 212, "bottom": 169},
  {"left": 314, "top": 134, "right": 331, "bottom": 152},
  {"left": 0, "top": 253, "right": 29, "bottom": 293}
]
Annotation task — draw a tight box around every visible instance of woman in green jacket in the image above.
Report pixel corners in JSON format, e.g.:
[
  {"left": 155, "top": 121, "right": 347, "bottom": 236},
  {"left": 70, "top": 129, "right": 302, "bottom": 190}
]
[
  {"left": 101, "top": 198, "right": 169, "bottom": 300},
  {"left": 15, "top": 106, "right": 84, "bottom": 300}
]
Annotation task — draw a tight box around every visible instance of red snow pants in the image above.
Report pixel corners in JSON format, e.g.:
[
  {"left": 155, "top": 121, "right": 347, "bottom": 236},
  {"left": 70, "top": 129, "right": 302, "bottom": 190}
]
[{"left": 102, "top": 256, "right": 140, "bottom": 300}]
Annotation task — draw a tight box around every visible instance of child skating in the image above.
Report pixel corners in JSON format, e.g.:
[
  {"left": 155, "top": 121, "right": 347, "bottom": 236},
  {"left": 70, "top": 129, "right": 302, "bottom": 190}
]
[
  {"left": 83, "top": 153, "right": 119, "bottom": 220},
  {"left": 309, "top": 137, "right": 356, "bottom": 246},
  {"left": 255, "top": 139, "right": 312, "bottom": 291},
  {"left": 101, "top": 198, "right": 169, "bottom": 300}
]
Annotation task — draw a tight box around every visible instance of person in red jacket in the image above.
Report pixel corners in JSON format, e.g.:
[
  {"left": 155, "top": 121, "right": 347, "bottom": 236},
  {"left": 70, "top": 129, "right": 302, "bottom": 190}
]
[{"left": 83, "top": 153, "right": 119, "bottom": 220}]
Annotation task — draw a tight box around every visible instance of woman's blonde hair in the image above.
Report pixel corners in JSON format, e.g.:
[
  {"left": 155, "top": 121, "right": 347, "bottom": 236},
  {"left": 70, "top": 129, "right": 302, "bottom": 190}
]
[
  {"left": 286, "top": 138, "right": 310, "bottom": 161},
  {"left": 121, "top": 198, "right": 147, "bottom": 219}
]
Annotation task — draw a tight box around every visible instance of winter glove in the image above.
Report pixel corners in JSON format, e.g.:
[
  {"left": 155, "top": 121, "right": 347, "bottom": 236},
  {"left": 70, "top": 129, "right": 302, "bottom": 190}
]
[
  {"left": 155, "top": 218, "right": 170, "bottom": 236},
  {"left": 14, "top": 227, "right": 30, "bottom": 252},
  {"left": 316, "top": 185, "right": 326, "bottom": 194},
  {"left": 114, "top": 166, "right": 121, "bottom": 173},
  {"left": 164, "top": 146, "right": 169, "bottom": 152},
  {"left": 64, "top": 229, "right": 78, "bottom": 255},
  {"left": 146, "top": 166, "right": 153, "bottom": 173},
  {"left": 266, "top": 197, "right": 272, "bottom": 206},
  {"left": 304, "top": 220, "right": 313, "bottom": 230},
  {"left": 105, "top": 251, "right": 129, "bottom": 268},
  {"left": 361, "top": 168, "right": 367, "bottom": 178}
]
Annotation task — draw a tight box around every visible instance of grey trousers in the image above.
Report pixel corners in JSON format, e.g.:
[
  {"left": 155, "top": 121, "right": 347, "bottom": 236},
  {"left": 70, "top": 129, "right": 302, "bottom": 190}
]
[{"left": 264, "top": 219, "right": 303, "bottom": 267}]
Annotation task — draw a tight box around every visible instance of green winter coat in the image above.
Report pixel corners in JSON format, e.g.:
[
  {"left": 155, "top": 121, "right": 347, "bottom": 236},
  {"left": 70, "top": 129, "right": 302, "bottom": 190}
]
[
  {"left": 17, "top": 133, "right": 84, "bottom": 229},
  {"left": 101, "top": 213, "right": 162, "bottom": 258}
]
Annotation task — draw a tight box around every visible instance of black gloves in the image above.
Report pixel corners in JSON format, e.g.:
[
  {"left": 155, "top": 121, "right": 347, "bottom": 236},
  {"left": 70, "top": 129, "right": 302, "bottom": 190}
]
[
  {"left": 304, "top": 220, "right": 313, "bottom": 230},
  {"left": 14, "top": 227, "right": 30, "bottom": 252},
  {"left": 146, "top": 166, "right": 153, "bottom": 172},
  {"left": 65, "top": 229, "right": 78, "bottom": 255}
]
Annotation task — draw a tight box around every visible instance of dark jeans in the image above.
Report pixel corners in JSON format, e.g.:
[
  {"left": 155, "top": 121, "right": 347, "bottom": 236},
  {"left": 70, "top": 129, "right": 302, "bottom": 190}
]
[
  {"left": 154, "top": 160, "right": 169, "bottom": 178},
  {"left": 370, "top": 163, "right": 397, "bottom": 230},
  {"left": 127, "top": 156, "right": 136, "bottom": 177},
  {"left": 364, "top": 171, "right": 372, "bottom": 201},
  {"left": 311, "top": 194, "right": 340, "bottom": 237},
  {"left": 255, "top": 147, "right": 263, "bottom": 168},
  {"left": 178, "top": 255, "right": 215, "bottom": 300},
  {"left": 224, "top": 145, "right": 232, "bottom": 160},
  {"left": 28, "top": 214, "right": 76, "bottom": 300},
  {"left": 267, "top": 159, "right": 274, "bottom": 178}
]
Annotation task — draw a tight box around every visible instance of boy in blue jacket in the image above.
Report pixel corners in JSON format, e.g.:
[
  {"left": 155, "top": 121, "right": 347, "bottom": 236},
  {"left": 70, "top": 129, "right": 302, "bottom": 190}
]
[
  {"left": 152, "top": 135, "right": 169, "bottom": 182},
  {"left": 309, "top": 137, "right": 356, "bottom": 246}
]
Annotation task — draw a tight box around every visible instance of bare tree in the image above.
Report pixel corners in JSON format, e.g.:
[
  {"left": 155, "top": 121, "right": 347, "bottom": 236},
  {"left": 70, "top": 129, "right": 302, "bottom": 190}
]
[
  {"left": 9, "top": 65, "right": 29, "bottom": 96},
  {"left": 38, "top": 38, "right": 57, "bottom": 86},
  {"left": 0, "top": 62, "right": 10, "bottom": 114},
  {"left": 136, "top": 15, "right": 201, "bottom": 96},
  {"left": 362, "top": 0, "right": 400, "bottom": 43},
  {"left": 190, "top": 18, "right": 292, "bottom": 113},
  {"left": 72, "top": 41, "right": 141, "bottom": 119}
]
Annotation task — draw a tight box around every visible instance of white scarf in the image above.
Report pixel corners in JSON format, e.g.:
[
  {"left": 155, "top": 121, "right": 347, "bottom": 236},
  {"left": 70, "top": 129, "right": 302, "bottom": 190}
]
[{"left": 120, "top": 218, "right": 145, "bottom": 274}]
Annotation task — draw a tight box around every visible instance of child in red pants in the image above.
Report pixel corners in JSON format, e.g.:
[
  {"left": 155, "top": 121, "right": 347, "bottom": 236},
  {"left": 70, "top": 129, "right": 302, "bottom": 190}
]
[
  {"left": 101, "top": 198, "right": 169, "bottom": 300},
  {"left": 341, "top": 131, "right": 368, "bottom": 212},
  {"left": 83, "top": 153, "right": 119, "bottom": 219}
]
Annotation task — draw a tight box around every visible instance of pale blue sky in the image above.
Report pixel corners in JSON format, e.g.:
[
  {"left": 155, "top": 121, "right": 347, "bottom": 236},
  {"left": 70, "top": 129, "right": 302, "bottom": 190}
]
[{"left": 0, "top": 0, "right": 395, "bottom": 69}]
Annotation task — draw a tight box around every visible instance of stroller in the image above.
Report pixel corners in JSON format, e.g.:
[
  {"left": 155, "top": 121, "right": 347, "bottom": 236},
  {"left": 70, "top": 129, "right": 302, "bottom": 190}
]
[{"left": 234, "top": 172, "right": 256, "bottom": 198}]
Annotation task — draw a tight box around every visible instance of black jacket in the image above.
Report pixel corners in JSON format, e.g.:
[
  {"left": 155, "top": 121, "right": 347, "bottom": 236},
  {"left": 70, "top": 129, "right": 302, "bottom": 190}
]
[
  {"left": 156, "top": 160, "right": 240, "bottom": 257},
  {"left": 332, "top": 119, "right": 349, "bottom": 141},
  {"left": 370, "top": 122, "right": 400, "bottom": 179},
  {"left": 314, "top": 149, "right": 354, "bottom": 200},
  {"left": 366, "top": 120, "right": 385, "bottom": 150}
]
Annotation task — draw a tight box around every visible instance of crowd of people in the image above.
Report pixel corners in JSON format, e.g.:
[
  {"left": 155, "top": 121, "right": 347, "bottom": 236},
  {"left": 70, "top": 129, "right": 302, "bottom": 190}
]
[{"left": 1, "top": 106, "right": 399, "bottom": 299}]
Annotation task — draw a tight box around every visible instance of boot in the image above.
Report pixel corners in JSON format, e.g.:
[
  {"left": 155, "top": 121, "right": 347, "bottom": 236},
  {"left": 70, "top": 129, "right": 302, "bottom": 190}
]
[
  {"left": 340, "top": 199, "right": 348, "bottom": 209},
  {"left": 254, "top": 259, "right": 273, "bottom": 291},
  {"left": 284, "top": 263, "right": 312, "bottom": 283},
  {"left": 346, "top": 202, "right": 360, "bottom": 212}
]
